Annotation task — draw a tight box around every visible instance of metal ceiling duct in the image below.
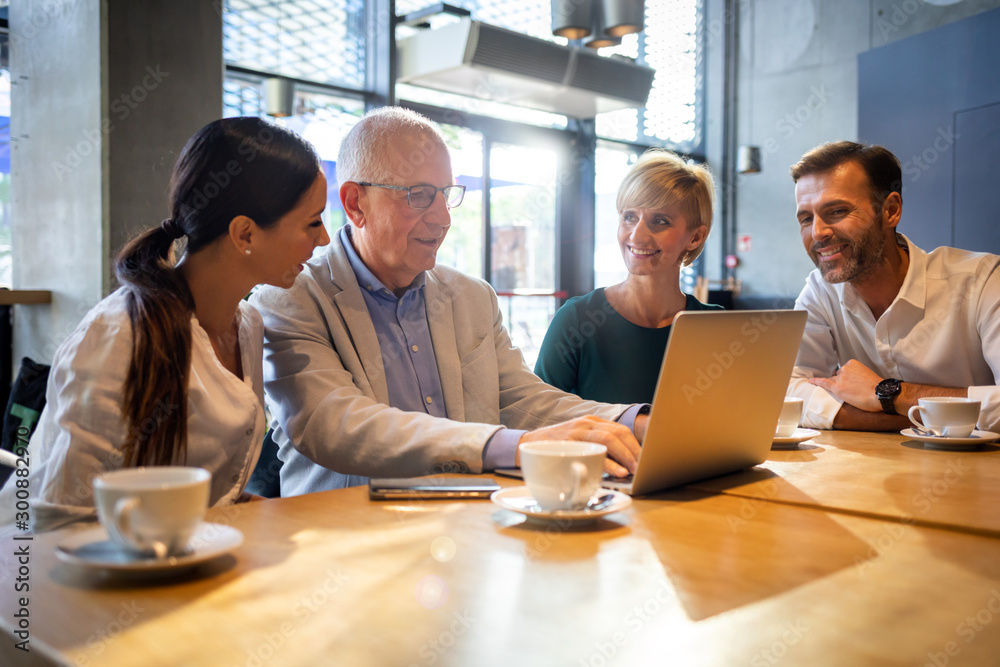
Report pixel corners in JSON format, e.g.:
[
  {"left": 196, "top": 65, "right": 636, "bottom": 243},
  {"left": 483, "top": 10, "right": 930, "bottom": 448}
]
[{"left": 397, "top": 18, "right": 655, "bottom": 118}]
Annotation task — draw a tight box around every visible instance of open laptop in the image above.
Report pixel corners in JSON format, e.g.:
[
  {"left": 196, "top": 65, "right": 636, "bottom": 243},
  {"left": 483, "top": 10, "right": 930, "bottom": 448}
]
[
  {"left": 601, "top": 309, "right": 807, "bottom": 495},
  {"left": 498, "top": 310, "right": 807, "bottom": 495}
]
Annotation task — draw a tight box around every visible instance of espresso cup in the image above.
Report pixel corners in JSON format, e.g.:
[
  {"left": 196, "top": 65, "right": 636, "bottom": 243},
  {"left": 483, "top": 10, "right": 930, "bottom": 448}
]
[
  {"left": 907, "top": 398, "right": 981, "bottom": 438},
  {"left": 519, "top": 441, "right": 606, "bottom": 511},
  {"left": 93, "top": 466, "right": 210, "bottom": 559},
  {"left": 776, "top": 397, "right": 803, "bottom": 438}
]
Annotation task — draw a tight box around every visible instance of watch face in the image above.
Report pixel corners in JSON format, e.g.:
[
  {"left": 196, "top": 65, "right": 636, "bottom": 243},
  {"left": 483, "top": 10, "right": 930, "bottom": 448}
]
[{"left": 876, "top": 379, "right": 902, "bottom": 397}]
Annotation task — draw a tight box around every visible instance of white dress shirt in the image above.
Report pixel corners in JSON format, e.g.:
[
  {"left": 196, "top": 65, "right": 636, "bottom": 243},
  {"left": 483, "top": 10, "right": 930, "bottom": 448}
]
[
  {"left": 789, "top": 234, "right": 1000, "bottom": 431},
  {"left": 0, "top": 289, "right": 266, "bottom": 532}
]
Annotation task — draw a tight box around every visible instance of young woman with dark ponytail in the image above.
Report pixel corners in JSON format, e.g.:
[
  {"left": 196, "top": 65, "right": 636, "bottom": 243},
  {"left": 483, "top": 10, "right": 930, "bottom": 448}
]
[{"left": 3, "top": 117, "right": 330, "bottom": 531}]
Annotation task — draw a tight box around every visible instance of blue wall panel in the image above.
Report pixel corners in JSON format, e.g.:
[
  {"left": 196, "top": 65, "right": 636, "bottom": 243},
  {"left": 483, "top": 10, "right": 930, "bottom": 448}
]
[{"left": 858, "top": 7, "right": 1000, "bottom": 253}]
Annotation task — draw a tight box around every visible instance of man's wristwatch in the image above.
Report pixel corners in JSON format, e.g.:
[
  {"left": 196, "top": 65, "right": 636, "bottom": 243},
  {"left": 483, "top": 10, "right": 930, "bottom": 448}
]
[{"left": 875, "top": 378, "right": 903, "bottom": 414}]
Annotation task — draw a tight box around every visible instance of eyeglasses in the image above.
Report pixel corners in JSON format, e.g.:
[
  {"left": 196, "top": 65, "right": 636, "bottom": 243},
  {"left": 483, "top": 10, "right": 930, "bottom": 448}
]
[{"left": 357, "top": 182, "right": 466, "bottom": 209}]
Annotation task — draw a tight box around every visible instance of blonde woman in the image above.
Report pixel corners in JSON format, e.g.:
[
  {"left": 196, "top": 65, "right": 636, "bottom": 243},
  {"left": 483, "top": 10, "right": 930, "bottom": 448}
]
[{"left": 535, "top": 149, "right": 720, "bottom": 403}]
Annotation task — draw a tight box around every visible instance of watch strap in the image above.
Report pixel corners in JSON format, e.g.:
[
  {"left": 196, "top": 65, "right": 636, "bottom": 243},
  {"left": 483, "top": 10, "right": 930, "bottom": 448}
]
[
  {"left": 876, "top": 378, "right": 902, "bottom": 415},
  {"left": 878, "top": 394, "right": 897, "bottom": 415}
]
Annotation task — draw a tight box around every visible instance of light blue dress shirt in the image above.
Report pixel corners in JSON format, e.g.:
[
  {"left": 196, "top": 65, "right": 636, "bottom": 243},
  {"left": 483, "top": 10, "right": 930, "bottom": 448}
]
[
  {"left": 340, "top": 226, "right": 643, "bottom": 470},
  {"left": 340, "top": 226, "right": 523, "bottom": 469}
]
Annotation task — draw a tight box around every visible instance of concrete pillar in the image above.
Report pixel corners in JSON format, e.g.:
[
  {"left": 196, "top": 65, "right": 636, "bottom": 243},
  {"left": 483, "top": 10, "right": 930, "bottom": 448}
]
[{"left": 10, "top": 0, "right": 222, "bottom": 368}]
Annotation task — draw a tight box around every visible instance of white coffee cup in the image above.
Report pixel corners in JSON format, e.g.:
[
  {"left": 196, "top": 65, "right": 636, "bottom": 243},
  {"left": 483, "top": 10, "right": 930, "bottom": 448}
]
[
  {"left": 776, "top": 397, "right": 803, "bottom": 438},
  {"left": 93, "top": 466, "right": 210, "bottom": 559},
  {"left": 907, "top": 397, "right": 980, "bottom": 438},
  {"left": 519, "top": 441, "right": 606, "bottom": 511}
]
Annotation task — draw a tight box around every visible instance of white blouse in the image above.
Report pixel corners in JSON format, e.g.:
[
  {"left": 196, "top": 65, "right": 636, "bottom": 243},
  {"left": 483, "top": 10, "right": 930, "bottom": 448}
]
[{"left": 0, "top": 288, "right": 266, "bottom": 532}]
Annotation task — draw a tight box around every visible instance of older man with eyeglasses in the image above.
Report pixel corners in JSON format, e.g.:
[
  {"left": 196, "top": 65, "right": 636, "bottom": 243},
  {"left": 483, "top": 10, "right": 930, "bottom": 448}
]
[{"left": 252, "top": 107, "right": 646, "bottom": 496}]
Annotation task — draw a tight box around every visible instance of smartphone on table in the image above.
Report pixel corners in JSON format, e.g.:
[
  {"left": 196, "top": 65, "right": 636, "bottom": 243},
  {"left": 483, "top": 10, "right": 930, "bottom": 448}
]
[{"left": 368, "top": 476, "right": 501, "bottom": 500}]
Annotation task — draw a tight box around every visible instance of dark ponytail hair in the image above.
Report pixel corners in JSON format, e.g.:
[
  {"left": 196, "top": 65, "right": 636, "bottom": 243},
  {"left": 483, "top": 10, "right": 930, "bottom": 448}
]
[{"left": 114, "top": 117, "right": 320, "bottom": 467}]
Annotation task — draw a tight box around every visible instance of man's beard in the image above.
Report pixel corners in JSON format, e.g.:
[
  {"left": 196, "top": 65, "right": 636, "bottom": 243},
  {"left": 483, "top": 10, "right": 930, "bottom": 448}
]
[{"left": 809, "top": 218, "right": 886, "bottom": 284}]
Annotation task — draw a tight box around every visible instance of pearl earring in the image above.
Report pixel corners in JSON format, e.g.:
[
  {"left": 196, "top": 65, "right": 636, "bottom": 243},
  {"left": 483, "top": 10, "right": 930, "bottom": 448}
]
[{"left": 245, "top": 249, "right": 252, "bottom": 255}]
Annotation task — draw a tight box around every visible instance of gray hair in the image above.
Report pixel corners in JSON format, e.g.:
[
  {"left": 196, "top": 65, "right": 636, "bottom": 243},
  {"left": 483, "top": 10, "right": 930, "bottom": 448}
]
[{"left": 336, "top": 106, "right": 449, "bottom": 187}]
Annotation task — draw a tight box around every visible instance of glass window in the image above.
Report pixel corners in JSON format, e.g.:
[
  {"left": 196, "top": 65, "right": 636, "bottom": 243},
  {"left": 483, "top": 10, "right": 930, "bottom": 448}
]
[
  {"left": 222, "top": 73, "right": 364, "bottom": 242},
  {"left": 490, "top": 142, "right": 559, "bottom": 367},
  {"left": 223, "top": 74, "right": 265, "bottom": 117},
  {"left": 436, "top": 124, "right": 484, "bottom": 279},
  {"left": 426, "top": 122, "right": 561, "bottom": 367},
  {"left": 223, "top": 0, "right": 366, "bottom": 90},
  {"left": 489, "top": 142, "right": 557, "bottom": 292},
  {"left": 274, "top": 90, "right": 365, "bottom": 233},
  {"left": 594, "top": 142, "right": 637, "bottom": 289}
]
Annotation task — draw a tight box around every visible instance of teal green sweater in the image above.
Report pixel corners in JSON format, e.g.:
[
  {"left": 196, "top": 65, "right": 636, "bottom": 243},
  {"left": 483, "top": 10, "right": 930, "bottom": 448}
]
[{"left": 534, "top": 288, "right": 723, "bottom": 404}]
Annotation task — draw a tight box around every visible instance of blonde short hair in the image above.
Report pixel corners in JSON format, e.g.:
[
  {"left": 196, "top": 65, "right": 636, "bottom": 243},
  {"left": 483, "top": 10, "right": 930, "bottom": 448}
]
[{"left": 616, "top": 148, "right": 715, "bottom": 265}]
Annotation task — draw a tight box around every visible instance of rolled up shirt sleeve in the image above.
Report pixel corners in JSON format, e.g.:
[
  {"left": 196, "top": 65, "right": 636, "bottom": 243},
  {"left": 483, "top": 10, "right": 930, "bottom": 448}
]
[{"left": 787, "top": 280, "right": 844, "bottom": 429}]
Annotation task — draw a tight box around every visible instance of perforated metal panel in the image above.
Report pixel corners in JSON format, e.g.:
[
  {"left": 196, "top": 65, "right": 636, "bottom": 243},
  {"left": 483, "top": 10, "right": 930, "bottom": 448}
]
[{"left": 223, "top": 0, "right": 366, "bottom": 89}]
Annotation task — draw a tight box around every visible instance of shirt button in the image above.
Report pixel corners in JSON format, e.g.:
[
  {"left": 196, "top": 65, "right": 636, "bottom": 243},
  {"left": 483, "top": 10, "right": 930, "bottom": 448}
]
[
  {"left": 426, "top": 396, "right": 432, "bottom": 404},
  {"left": 412, "top": 345, "right": 418, "bottom": 352},
  {"left": 245, "top": 428, "right": 254, "bottom": 437},
  {"left": 231, "top": 473, "right": 240, "bottom": 483}
]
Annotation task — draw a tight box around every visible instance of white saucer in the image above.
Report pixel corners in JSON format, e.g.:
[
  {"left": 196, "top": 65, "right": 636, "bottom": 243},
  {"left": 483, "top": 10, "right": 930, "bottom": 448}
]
[
  {"left": 772, "top": 428, "right": 821, "bottom": 449},
  {"left": 491, "top": 486, "right": 631, "bottom": 525},
  {"left": 900, "top": 428, "right": 1000, "bottom": 450},
  {"left": 55, "top": 522, "right": 243, "bottom": 573}
]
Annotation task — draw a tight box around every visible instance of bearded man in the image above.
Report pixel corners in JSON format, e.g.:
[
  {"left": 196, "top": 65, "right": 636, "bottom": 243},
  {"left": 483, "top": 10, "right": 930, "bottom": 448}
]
[{"left": 786, "top": 141, "right": 1000, "bottom": 431}]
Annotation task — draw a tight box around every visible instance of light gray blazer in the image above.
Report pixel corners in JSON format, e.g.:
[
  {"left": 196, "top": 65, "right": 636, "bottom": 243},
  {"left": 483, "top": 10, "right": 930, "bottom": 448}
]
[{"left": 251, "top": 228, "right": 628, "bottom": 496}]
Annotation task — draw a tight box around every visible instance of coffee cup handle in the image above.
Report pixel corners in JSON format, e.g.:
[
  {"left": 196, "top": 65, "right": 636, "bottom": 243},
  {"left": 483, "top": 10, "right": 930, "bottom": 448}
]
[
  {"left": 570, "top": 461, "right": 589, "bottom": 507},
  {"left": 907, "top": 405, "right": 938, "bottom": 436},
  {"left": 112, "top": 496, "right": 168, "bottom": 559}
]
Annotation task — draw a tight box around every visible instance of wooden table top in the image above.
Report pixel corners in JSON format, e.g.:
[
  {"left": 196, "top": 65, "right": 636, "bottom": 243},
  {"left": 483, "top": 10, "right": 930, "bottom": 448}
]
[
  {"left": 4, "top": 476, "right": 1000, "bottom": 667},
  {"left": 687, "top": 429, "right": 1000, "bottom": 537}
]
